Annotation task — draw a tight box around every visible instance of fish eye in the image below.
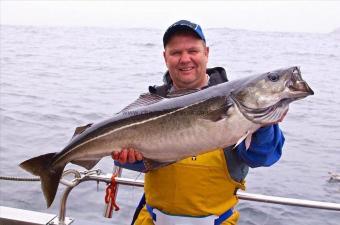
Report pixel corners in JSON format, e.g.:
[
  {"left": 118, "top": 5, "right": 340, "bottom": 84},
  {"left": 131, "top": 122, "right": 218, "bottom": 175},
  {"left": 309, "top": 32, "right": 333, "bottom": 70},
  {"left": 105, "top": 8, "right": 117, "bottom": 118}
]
[{"left": 267, "top": 73, "right": 280, "bottom": 82}]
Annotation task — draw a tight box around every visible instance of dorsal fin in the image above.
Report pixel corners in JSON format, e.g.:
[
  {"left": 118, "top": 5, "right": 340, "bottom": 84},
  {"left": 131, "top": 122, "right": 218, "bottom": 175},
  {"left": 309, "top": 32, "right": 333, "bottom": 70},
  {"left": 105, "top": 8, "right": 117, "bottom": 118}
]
[
  {"left": 71, "top": 123, "right": 93, "bottom": 139},
  {"left": 166, "top": 88, "right": 200, "bottom": 98},
  {"left": 119, "top": 93, "right": 165, "bottom": 112}
]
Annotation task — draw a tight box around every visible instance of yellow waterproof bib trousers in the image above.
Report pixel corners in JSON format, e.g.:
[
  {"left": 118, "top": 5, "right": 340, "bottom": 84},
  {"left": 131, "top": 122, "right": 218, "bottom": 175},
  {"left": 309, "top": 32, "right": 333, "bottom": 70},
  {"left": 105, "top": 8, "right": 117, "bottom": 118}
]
[{"left": 134, "top": 149, "right": 245, "bottom": 225}]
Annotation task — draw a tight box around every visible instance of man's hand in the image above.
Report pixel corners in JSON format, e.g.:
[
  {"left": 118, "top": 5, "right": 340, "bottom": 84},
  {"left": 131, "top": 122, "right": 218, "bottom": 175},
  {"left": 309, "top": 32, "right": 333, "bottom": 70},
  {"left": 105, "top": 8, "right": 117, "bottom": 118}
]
[{"left": 112, "top": 148, "right": 143, "bottom": 164}]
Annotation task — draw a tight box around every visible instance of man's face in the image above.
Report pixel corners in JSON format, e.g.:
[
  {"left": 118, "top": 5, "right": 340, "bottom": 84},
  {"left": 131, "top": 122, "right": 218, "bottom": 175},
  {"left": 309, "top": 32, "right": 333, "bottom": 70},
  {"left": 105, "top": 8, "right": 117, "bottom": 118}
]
[{"left": 163, "top": 33, "right": 209, "bottom": 89}]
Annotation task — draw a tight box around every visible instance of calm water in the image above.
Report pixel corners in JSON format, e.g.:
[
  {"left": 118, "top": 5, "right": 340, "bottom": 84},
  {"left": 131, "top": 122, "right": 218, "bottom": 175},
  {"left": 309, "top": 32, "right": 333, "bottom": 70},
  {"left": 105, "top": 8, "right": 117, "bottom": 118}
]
[{"left": 0, "top": 25, "right": 339, "bottom": 224}]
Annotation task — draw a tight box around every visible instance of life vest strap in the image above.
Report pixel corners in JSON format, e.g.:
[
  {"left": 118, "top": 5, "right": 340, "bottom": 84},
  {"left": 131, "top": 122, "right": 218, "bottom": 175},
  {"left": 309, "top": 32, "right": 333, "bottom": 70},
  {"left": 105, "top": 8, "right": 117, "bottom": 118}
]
[
  {"left": 214, "top": 208, "right": 233, "bottom": 225},
  {"left": 146, "top": 204, "right": 157, "bottom": 221}
]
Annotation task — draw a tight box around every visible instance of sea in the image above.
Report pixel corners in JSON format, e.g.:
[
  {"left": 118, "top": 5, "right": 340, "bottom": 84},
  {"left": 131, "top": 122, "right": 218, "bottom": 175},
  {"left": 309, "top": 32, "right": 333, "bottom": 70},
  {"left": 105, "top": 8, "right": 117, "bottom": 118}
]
[{"left": 0, "top": 25, "right": 339, "bottom": 225}]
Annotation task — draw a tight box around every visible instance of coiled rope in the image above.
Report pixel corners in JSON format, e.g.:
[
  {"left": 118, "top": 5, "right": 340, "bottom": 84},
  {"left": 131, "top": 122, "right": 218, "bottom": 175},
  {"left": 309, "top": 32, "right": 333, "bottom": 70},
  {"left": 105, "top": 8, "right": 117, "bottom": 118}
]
[{"left": 0, "top": 175, "right": 40, "bottom": 182}]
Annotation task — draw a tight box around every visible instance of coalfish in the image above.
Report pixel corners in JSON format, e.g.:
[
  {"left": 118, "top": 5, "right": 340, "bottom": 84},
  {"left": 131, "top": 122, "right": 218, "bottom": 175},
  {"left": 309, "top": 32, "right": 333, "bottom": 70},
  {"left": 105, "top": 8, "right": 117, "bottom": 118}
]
[{"left": 20, "top": 66, "right": 313, "bottom": 207}]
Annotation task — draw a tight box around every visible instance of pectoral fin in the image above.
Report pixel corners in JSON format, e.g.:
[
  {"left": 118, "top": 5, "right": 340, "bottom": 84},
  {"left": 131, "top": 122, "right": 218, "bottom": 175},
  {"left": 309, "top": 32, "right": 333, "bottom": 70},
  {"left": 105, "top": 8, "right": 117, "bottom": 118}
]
[
  {"left": 71, "top": 158, "right": 101, "bottom": 170},
  {"left": 244, "top": 134, "right": 252, "bottom": 150},
  {"left": 202, "top": 109, "right": 227, "bottom": 122},
  {"left": 202, "top": 102, "right": 231, "bottom": 122},
  {"left": 234, "top": 131, "right": 252, "bottom": 150}
]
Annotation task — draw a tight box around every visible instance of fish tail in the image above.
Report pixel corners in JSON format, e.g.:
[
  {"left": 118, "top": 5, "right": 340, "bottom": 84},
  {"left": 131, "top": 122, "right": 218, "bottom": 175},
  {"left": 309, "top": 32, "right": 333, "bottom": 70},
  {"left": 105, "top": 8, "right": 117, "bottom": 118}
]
[{"left": 19, "top": 153, "right": 65, "bottom": 207}]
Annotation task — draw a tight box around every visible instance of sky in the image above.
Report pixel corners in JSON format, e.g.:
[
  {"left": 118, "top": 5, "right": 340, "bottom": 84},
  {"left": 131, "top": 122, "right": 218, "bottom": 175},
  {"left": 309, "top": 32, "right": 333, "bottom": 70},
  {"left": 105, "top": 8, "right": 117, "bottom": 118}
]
[{"left": 1, "top": 0, "right": 340, "bottom": 33}]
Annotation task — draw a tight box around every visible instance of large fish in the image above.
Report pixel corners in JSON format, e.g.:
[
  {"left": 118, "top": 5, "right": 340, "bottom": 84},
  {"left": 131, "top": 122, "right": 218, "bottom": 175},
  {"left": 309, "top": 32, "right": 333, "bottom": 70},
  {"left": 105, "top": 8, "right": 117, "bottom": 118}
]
[{"left": 20, "top": 66, "right": 313, "bottom": 207}]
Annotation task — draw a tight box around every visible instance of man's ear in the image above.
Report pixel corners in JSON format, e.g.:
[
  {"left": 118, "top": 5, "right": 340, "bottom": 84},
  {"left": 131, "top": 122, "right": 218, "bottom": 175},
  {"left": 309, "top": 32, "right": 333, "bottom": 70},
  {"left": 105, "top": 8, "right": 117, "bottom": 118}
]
[
  {"left": 163, "top": 51, "right": 166, "bottom": 62},
  {"left": 163, "top": 50, "right": 168, "bottom": 66},
  {"left": 205, "top": 46, "right": 210, "bottom": 57}
]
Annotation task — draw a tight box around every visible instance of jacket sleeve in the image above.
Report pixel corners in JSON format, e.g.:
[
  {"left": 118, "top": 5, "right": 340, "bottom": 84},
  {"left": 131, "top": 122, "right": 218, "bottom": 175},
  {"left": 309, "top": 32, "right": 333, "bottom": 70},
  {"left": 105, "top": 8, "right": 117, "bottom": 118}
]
[
  {"left": 236, "top": 124, "right": 285, "bottom": 168},
  {"left": 114, "top": 160, "right": 146, "bottom": 172}
]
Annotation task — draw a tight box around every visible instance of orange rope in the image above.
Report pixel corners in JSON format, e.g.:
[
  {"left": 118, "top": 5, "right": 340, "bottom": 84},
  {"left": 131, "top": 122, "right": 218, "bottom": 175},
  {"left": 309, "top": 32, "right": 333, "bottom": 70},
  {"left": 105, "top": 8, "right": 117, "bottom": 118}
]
[{"left": 104, "top": 173, "right": 120, "bottom": 217}]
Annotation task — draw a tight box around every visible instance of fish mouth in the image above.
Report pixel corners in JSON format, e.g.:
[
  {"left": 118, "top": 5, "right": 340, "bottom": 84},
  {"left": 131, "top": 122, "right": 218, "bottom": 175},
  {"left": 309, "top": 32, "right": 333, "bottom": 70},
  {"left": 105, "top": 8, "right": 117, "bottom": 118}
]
[
  {"left": 288, "top": 81, "right": 314, "bottom": 97},
  {"left": 289, "top": 67, "right": 314, "bottom": 95}
]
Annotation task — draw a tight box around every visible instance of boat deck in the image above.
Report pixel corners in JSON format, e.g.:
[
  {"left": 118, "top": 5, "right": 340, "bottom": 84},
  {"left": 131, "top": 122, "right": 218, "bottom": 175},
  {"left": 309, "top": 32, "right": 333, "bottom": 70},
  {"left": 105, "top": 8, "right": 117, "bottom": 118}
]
[{"left": 0, "top": 206, "right": 107, "bottom": 225}]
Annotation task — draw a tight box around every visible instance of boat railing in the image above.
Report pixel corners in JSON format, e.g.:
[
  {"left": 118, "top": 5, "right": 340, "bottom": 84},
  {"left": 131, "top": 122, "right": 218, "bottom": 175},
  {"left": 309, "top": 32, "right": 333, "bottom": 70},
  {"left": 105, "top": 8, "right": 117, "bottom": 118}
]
[
  {"left": 1, "top": 167, "right": 340, "bottom": 225},
  {"left": 54, "top": 167, "right": 340, "bottom": 225}
]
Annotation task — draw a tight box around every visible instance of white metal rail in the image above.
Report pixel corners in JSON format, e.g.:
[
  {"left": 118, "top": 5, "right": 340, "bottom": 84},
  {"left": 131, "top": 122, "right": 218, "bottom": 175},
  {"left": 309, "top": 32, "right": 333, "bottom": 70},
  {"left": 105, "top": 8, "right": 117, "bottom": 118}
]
[
  {"left": 1, "top": 168, "right": 339, "bottom": 225},
  {"left": 80, "top": 170, "right": 340, "bottom": 211}
]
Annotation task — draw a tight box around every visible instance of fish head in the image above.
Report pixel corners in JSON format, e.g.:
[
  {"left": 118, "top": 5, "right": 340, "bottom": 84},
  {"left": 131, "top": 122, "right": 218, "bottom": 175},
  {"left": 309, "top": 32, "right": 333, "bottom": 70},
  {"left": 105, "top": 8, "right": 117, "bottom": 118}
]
[{"left": 231, "top": 66, "right": 314, "bottom": 124}]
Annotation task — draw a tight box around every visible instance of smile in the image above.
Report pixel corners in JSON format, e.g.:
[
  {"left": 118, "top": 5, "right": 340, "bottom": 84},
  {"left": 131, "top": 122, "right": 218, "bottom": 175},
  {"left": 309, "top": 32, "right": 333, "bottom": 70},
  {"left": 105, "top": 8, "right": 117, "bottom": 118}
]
[{"left": 179, "top": 67, "right": 194, "bottom": 71}]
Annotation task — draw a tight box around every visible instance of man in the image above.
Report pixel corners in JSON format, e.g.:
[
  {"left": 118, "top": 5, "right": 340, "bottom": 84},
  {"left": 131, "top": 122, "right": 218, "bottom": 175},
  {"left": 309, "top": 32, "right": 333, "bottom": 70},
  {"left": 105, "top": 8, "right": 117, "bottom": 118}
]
[{"left": 113, "top": 20, "right": 285, "bottom": 225}]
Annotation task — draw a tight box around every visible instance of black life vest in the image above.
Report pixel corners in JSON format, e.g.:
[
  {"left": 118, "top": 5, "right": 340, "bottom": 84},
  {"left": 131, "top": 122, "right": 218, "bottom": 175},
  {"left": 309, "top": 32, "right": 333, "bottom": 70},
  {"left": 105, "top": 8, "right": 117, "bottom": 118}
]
[{"left": 148, "top": 67, "right": 228, "bottom": 97}]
